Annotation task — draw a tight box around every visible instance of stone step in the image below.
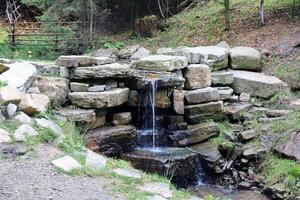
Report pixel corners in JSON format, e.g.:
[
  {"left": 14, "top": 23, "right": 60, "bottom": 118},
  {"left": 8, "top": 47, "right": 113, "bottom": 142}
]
[{"left": 184, "top": 87, "right": 220, "bottom": 104}]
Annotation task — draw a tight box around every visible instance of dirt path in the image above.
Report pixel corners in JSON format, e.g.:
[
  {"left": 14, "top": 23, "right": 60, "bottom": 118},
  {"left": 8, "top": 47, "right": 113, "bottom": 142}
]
[{"left": 0, "top": 144, "right": 123, "bottom": 200}]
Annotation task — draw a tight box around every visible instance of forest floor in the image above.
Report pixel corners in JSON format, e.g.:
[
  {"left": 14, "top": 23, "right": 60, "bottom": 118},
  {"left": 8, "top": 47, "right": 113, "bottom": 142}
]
[{"left": 0, "top": 144, "right": 123, "bottom": 200}]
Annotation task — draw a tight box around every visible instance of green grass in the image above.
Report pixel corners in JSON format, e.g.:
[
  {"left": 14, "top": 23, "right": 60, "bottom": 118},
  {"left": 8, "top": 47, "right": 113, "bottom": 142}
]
[
  {"left": 0, "top": 121, "right": 21, "bottom": 133},
  {"left": 269, "top": 111, "right": 300, "bottom": 134},
  {"left": 25, "top": 126, "right": 58, "bottom": 151},
  {"left": 210, "top": 121, "right": 234, "bottom": 149}
]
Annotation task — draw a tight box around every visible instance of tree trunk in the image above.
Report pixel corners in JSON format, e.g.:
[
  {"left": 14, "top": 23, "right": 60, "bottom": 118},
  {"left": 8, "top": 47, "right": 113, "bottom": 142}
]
[
  {"left": 259, "top": 0, "right": 265, "bottom": 27},
  {"left": 224, "top": 0, "right": 230, "bottom": 31}
]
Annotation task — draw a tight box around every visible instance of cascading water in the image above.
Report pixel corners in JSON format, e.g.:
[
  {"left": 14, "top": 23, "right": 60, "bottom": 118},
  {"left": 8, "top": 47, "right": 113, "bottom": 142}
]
[{"left": 150, "top": 79, "right": 157, "bottom": 149}]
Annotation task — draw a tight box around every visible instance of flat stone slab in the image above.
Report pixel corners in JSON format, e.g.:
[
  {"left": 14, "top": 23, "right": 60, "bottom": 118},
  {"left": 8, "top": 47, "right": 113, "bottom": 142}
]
[
  {"left": 14, "top": 112, "right": 32, "bottom": 124},
  {"left": 231, "top": 70, "right": 287, "bottom": 98},
  {"left": 70, "top": 63, "right": 133, "bottom": 79},
  {"left": 85, "top": 125, "right": 137, "bottom": 157},
  {"left": 112, "top": 168, "right": 143, "bottom": 179},
  {"left": 91, "top": 57, "right": 115, "bottom": 65},
  {"left": 35, "top": 118, "right": 64, "bottom": 136},
  {"left": 57, "top": 108, "right": 96, "bottom": 123},
  {"left": 184, "top": 87, "right": 219, "bottom": 104},
  {"left": 133, "top": 55, "right": 188, "bottom": 72},
  {"left": 56, "top": 55, "right": 94, "bottom": 67},
  {"left": 215, "top": 87, "right": 234, "bottom": 100},
  {"left": 137, "top": 182, "right": 173, "bottom": 198},
  {"left": 186, "top": 122, "right": 220, "bottom": 146},
  {"left": 0, "top": 62, "right": 36, "bottom": 92},
  {"left": 85, "top": 149, "right": 107, "bottom": 169},
  {"left": 70, "top": 82, "right": 89, "bottom": 92},
  {"left": 68, "top": 88, "right": 129, "bottom": 109},
  {"left": 225, "top": 102, "right": 252, "bottom": 120},
  {"left": 275, "top": 130, "right": 300, "bottom": 160},
  {"left": 51, "top": 156, "right": 82, "bottom": 172}
]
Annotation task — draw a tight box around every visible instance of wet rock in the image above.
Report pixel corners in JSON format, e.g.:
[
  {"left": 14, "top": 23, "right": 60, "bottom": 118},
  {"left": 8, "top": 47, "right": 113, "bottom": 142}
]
[
  {"left": 85, "top": 149, "right": 107, "bottom": 169},
  {"left": 112, "top": 168, "right": 142, "bottom": 179},
  {"left": 123, "top": 147, "right": 197, "bottom": 187},
  {"left": 85, "top": 125, "right": 137, "bottom": 157},
  {"left": 0, "top": 62, "right": 36, "bottom": 92},
  {"left": 184, "top": 101, "right": 224, "bottom": 124},
  {"left": 185, "top": 122, "right": 220, "bottom": 145},
  {"left": 70, "top": 82, "right": 89, "bottom": 92},
  {"left": 0, "top": 143, "right": 27, "bottom": 158},
  {"left": 35, "top": 118, "right": 64, "bottom": 136},
  {"left": 215, "top": 87, "right": 234, "bottom": 100},
  {"left": 239, "top": 93, "right": 251, "bottom": 102},
  {"left": 183, "top": 64, "right": 211, "bottom": 89},
  {"left": 211, "top": 71, "right": 234, "bottom": 86},
  {"left": 14, "top": 112, "right": 31, "bottom": 124},
  {"left": 105, "top": 79, "right": 118, "bottom": 90},
  {"left": 112, "top": 112, "right": 132, "bottom": 125},
  {"left": 127, "top": 90, "right": 139, "bottom": 106},
  {"left": 0, "top": 86, "right": 22, "bottom": 105},
  {"left": 238, "top": 130, "right": 257, "bottom": 142},
  {"left": 156, "top": 90, "right": 171, "bottom": 108},
  {"left": 137, "top": 182, "right": 173, "bottom": 198},
  {"left": 58, "top": 108, "right": 96, "bottom": 123},
  {"left": 238, "top": 181, "right": 252, "bottom": 190},
  {"left": 37, "top": 77, "right": 69, "bottom": 107},
  {"left": 224, "top": 102, "right": 251, "bottom": 120},
  {"left": 230, "top": 46, "right": 262, "bottom": 71},
  {"left": 88, "top": 85, "right": 105, "bottom": 92},
  {"left": 190, "top": 141, "right": 223, "bottom": 173},
  {"left": 6, "top": 103, "right": 17, "bottom": 118},
  {"left": 133, "top": 55, "right": 188, "bottom": 72},
  {"left": 70, "top": 63, "right": 133, "bottom": 79},
  {"left": 275, "top": 130, "right": 300, "bottom": 160},
  {"left": 232, "top": 70, "right": 287, "bottom": 98},
  {"left": 91, "top": 57, "right": 115, "bottom": 65},
  {"left": 19, "top": 93, "right": 50, "bottom": 115},
  {"left": 51, "top": 156, "right": 82, "bottom": 171},
  {"left": 56, "top": 55, "right": 93, "bottom": 67},
  {"left": 173, "top": 89, "right": 184, "bottom": 115},
  {"left": 68, "top": 88, "right": 129, "bottom": 109},
  {"left": 184, "top": 87, "right": 219, "bottom": 104},
  {"left": 14, "top": 124, "right": 39, "bottom": 142},
  {"left": 0, "top": 129, "right": 12, "bottom": 143},
  {"left": 90, "top": 48, "right": 118, "bottom": 59}
]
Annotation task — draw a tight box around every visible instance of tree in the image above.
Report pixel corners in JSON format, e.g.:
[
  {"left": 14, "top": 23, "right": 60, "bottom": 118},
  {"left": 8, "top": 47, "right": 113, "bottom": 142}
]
[
  {"left": 224, "top": 0, "right": 230, "bottom": 31},
  {"left": 259, "top": 0, "right": 265, "bottom": 26}
]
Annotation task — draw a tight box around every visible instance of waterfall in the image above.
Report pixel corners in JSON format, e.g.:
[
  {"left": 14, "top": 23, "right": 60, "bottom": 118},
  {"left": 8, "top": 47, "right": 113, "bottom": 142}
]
[{"left": 150, "top": 79, "right": 157, "bottom": 149}]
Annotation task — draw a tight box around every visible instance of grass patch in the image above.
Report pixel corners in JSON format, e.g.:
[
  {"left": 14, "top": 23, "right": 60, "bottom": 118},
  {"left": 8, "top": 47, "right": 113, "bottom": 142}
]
[
  {"left": 210, "top": 121, "right": 234, "bottom": 149},
  {"left": 0, "top": 121, "right": 21, "bottom": 133},
  {"left": 269, "top": 111, "right": 300, "bottom": 134},
  {"left": 25, "top": 126, "right": 58, "bottom": 151}
]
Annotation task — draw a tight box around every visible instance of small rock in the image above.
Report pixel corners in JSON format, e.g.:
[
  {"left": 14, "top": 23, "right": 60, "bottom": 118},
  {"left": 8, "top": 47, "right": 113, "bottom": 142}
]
[
  {"left": 14, "top": 124, "right": 39, "bottom": 142},
  {"left": 88, "top": 85, "right": 106, "bottom": 92},
  {"left": 113, "top": 168, "right": 143, "bottom": 179},
  {"left": 6, "top": 103, "right": 17, "bottom": 118},
  {"left": 14, "top": 112, "right": 31, "bottom": 124},
  {"left": 19, "top": 93, "right": 50, "bottom": 115},
  {"left": 137, "top": 182, "right": 172, "bottom": 198},
  {"left": 238, "top": 130, "right": 257, "bottom": 141},
  {"left": 85, "top": 149, "right": 107, "bottom": 169},
  {"left": 119, "top": 45, "right": 140, "bottom": 59},
  {"left": 0, "top": 129, "right": 12, "bottom": 143},
  {"left": 266, "top": 110, "right": 290, "bottom": 118},
  {"left": 275, "top": 130, "right": 300, "bottom": 160},
  {"left": 35, "top": 118, "right": 63, "bottom": 136},
  {"left": 112, "top": 112, "right": 132, "bottom": 125},
  {"left": 215, "top": 87, "right": 233, "bottom": 100},
  {"left": 70, "top": 82, "right": 89, "bottom": 92},
  {"left": 243, "top": 146, "right": 266, "bottom": 159},
  {"left": 130, "top": 47, "right": 151, "bottom": 61},
  {"left": 239, "top": 93, "right": 251, "bottom": 102},
  {"left": 224, "top": 102, "right": 251, "bottom": 120},
  {"left": 51, "top": 156, "right": 82, "bottom": 172},
  {"left": 238, "top": 181, "right": 252, "bottom": 190},
  {"left": 288, "top": 99, "right": 300, "bottom": 111}
]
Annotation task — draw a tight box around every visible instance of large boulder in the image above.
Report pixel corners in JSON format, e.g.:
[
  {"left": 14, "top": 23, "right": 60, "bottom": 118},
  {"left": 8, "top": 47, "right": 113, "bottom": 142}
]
[
  {"left": 122, "top": 148, "right": 197, "bottom": 187},
  {"left": 133, "top": 55, "right": 188, "bottom": 72},
  {"left": 184, "top": 87, "right": 219, "bottom": 104},
  {"left": 0, "top": 62, "right": 36, "bottom": 92},
  {"left": 184, "top": 101, "right": 224, "bottom": 124},
  {"left": 0, "top": 86, "right": 22, "bottom": 105},
  {"left": 184, "top": 122, "right": 220, "bottom": 146},
  {"left": 183, "top": 64, "right": 211, "bottom": 89},
  {"left": 37, "top": 77, "right": 69, "bottom": 107},
  {"left": 230, "top": 46, "right": 262, "bottom": 71},
  {"left": 19, "top": 94, "right": 50, "bottom": 115},
  {"left": 69, "top": 63, "right": 133, "bottom": 79},
  {"left": 231, "top": 70, "right": 287, "bottom": 98},
  {"left": 84, "top": 125, "right": 137, "bottom": 157},
  {"left": 68, "top": 88, "right": 129, "bottom": 109}
]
